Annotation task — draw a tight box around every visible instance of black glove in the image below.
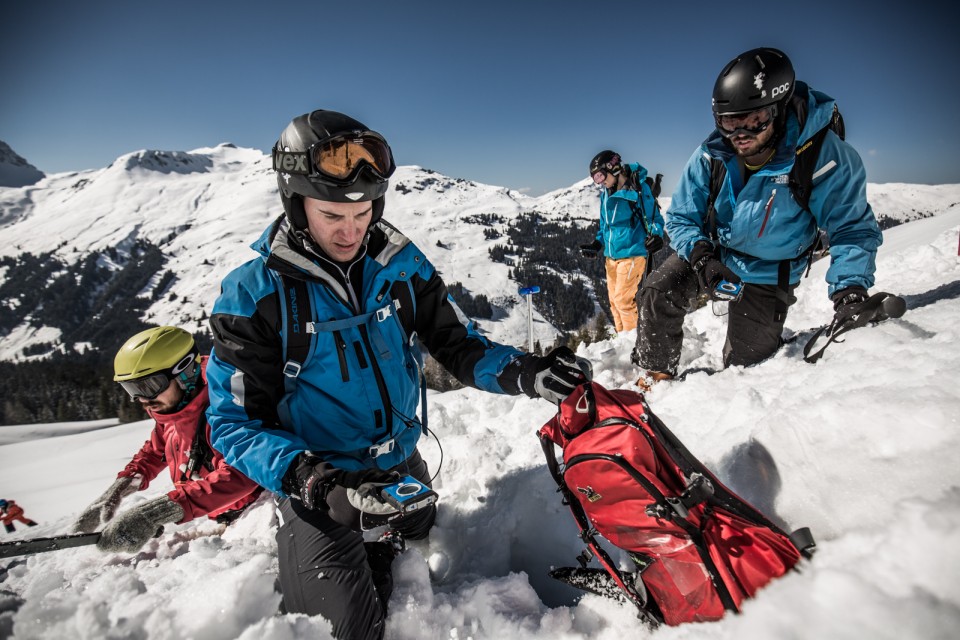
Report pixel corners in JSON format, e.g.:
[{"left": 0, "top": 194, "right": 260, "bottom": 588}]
[
  {"left": 518, "top": 347, "right": 593, "bottom": 405},
  {"left": 286, "top": 454, "right": 401, "bottom": 511},
  {"left": 831, "top": 287, "right": 869, "bottom": 326},
  {"left": 644, "top": 234, "right": 664, "bottom": 254},
  {"left": 579, "top": 239, "right": 602, "bottom": 259},
  {"left": 688, "top": 241, "right": 741, "bottom": 298}
]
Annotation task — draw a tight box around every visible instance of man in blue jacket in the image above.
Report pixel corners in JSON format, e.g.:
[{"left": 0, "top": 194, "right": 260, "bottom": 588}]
[
  {"left": 633, "top": 47, "right": 882, "bottom": 384},
  {"left": 204, "top": 109, "right": 591, "bottom": 640},
  {"left": 580, "top": 151, "right": 665, "bottom": 333}
]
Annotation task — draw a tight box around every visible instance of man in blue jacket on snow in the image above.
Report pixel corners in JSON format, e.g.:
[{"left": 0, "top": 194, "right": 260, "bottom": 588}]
[
  {"left": 633, "top": 47, "right": 882, "bottom": 385},
  {"left": 204, "top": 109, "right": 591, "bottom": 640},
  {"left": 580, "top": 151, "right": 665, "bottom": 333}
]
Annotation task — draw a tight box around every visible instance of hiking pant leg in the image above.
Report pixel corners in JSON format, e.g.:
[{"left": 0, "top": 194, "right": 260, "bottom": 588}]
[
  {"left": 723, "top": 283, "right": 797, "bottom": 368},
  {"left": 606, "top": 256, "right": 647, "bottom": 333},
  {"left": 604, "top": 258, "right": 623, "bottom": 332},
  {"left": 633, "top": 254, "right": 698, "bottom": 375},
  {"left": 276, "top": 497, "right": 386, "bottom": 640}
]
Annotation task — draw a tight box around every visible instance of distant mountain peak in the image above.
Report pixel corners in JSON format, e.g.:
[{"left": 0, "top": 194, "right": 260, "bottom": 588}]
[
  {"left": 0, "top": 140, "right": 45, "bottom": 187},
  {"left": 111, "top": 149, "right": 214, "bottom": 175}
]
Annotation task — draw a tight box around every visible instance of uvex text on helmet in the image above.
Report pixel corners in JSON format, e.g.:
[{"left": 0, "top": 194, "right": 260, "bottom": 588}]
[
  {"left": 712, "top": 47, "right": 795, "bottom": 116},
  {"left": 273, "top": 110, "right": 396, "bottom": 230}
]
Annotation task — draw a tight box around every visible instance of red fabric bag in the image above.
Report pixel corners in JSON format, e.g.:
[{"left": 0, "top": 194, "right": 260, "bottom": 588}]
[{"left": 539, "top": 382, "right": 809, "bottom": 626}]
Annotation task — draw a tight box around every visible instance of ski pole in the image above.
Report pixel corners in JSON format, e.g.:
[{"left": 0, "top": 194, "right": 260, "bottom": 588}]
[
  {"left": 0, "top": 526, "right": 165, "bottom": 559},
  {"left": 0, "top": 532, "right": 101, "bottom": 559}
]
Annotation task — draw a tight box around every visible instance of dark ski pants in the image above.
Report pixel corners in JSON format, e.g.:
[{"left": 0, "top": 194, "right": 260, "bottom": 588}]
[
  {"left": 634, "top": 254, "right": 797, "bottom": 375},
  {"left": 276, "top": 451, "right": 436, "bottom": 640}
]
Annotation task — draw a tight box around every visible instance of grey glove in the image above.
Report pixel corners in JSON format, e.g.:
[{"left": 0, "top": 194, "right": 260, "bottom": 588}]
[
  {"left": 97, "top": 495, "right": 183, "bottom": 553},
  {"left": 74, "top": 475, "right": 139, "bottom": 533},
  {"left": 519, "top": 347, "right": 593, "bottom": 405}
]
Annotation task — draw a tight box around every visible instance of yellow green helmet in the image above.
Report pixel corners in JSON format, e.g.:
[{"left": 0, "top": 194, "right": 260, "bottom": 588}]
[{"left": 114, "top": 326, "right": 198, "bottom": 399}]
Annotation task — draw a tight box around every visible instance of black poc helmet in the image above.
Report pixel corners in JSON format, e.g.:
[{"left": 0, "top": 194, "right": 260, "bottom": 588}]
[
  {"left": 712, "top": 47, "right": 795, "bottom": 116},
  {"left": 273, "top": 110, "right": 396, "bottom": 232},
  {"left": 589, "top": 150, "right": 622, "bottom": 177}
]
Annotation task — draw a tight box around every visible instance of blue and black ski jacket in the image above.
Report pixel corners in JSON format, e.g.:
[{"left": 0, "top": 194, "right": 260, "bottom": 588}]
[
  {"left": 205, "top": 217, "right": 525, "bottom": 494},
  {"left": 666, "top": 82, "right": 882, "bottom": 297},
  {"left": 595, "top": 162, "right": 665, "bottom": 260}
]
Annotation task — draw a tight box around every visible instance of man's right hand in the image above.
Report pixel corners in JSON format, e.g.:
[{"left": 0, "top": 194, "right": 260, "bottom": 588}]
[
  {"left": 688, "top": 241, "right": 740, "bottom": 297},
  {"left": 578, "top": 240, "right": 602, "bottom": 259},
  {"left": 287, "top": 454, "right": 401, "bottom": 510}
]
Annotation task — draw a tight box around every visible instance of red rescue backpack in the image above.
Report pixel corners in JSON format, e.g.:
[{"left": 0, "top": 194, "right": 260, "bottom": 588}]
[{"left": 538, "top": 382, "right": 814, "bottom": 626}]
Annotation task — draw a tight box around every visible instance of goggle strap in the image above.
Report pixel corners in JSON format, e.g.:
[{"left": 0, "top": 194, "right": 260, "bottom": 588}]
[{"left": 273, "top": 147, "right": 311, "bottom": 175}]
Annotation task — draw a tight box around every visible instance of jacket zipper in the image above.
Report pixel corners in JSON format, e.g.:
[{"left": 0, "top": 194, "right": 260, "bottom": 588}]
[
  {"left": 332, "top": 330, "right": 349, "bottom": 382},
  {"left": 757, "top": 189, "right": 776, "bottom": 238}
]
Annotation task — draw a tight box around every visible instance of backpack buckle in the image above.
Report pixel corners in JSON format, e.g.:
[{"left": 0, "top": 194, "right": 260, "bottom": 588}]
[
  {"left": 376, "top": 306, "right": 392, "bottom": 322},
  {"left": 282, "top": 361, "right": 302, "bottom": 378},
  {"left": 369, "top": 438, "right": 395, "bottom": 458}
]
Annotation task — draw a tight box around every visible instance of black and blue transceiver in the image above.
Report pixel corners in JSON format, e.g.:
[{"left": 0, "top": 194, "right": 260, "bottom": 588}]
[
  {"left": 714, "top": 280, "right": 744, "bottom": 302},
  {"left": 379, "top": 476, "right": 438, "bottom": 514}
]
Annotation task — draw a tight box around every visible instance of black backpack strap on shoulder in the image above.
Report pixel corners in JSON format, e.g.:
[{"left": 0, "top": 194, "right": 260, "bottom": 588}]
[
  {"left": 789, "top": 121, "right": 833, "bottom": 214},
  {"left": 277, "top": 274, "right": 315, "bottom": 425},
  {"left": 705, "top": 158, "right": 726, "bottom": 243},
  {"left": 788, "top": 104, "right": 843, "bottom": 281},
  {"left": 279, "top": 273, "right": 313, "bottom": 376},
  {"left": 625, "top": 169, "right": 653, "bottom": 236},
  {"left": 182, "top": 414, "right": 215, "bottom": 482}
]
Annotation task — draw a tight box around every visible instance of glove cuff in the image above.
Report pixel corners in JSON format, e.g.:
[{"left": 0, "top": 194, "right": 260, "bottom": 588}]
[
  {"left": 141, "top": 495, "right": 185, "bottom": 525},
  {"left": 498, "top": 355, "right": 535, "bottom": 397},
  {"left": 832, "top": 287, "right": 868, "bottom": 309},
  {"left": 687, "top": 241, "right": 714, "bottom": 271}
]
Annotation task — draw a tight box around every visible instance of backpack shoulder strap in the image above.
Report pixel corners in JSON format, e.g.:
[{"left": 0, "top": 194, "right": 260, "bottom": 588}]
[
  {"left": 278, "top": 273, "right": 313, "bottom": 375},
  {"left": 789, "top": 104, "right": 844, "bottom": 213},
  {"left": 705, "top": 158, "right": 726, "bottom": 243},
  {"left": 624, "top": 169, "right": 652, "bottom": 234}
]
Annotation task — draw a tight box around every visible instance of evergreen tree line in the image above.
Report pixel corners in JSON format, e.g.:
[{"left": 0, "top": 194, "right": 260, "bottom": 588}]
[
  {"left": 0, "top": 241, "right": 213, "bottom": 425},
  {"left": 486, "top": 211, "right": 611, "bottom": 332},
  {"left": 446, "top": 282, "right": 494, "bottom": 319}
]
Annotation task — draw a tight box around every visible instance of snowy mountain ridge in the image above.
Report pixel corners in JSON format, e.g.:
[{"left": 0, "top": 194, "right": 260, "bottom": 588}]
[{"left": 0, "top": 140, "right": 957, "bottom": 362}]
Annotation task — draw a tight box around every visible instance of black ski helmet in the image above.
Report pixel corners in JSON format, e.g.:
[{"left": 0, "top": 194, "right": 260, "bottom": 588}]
[
  {"left": 589, "top": 150, "right": 622, "bottom": 177},
  {"left": 712, "top": 47, "right": 795, "bottom": 116},
  {"left": 273, "top": 110, "right": 395, "bottom": 232}
]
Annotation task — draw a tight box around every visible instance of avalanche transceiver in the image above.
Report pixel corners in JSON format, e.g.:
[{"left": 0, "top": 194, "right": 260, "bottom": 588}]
[{"left": 379, "top": 476, "right": 438, "bottom": 514}]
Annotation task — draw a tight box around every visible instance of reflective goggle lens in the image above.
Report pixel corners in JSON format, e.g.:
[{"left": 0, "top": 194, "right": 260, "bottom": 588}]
[
  {"left": 715, "top": 106, "right": 775, "bottom": 138},
  {"left": 120, "top": 372, "right": 171, "bottom": 400},
  {"left": 312, "top": 133, "right": 395, "bottom": 181}
]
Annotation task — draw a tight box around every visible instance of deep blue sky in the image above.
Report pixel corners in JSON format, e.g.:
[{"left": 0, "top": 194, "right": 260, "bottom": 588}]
[{"left": 3, "top": 1, "right": 958, "bottom": 196}]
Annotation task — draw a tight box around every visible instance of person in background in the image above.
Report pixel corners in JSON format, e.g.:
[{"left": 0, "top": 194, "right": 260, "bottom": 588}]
[
  {"left": 580, "top": 150, "right": 665, "bottom": 333},
  {"left": 1, "top": 499, "right": 38, "bottom": 533},
  {"left": 204, "top": 109, "right": 592, "bottom": 640},
  {"left": 74, "top": 326, "right": 262, "bottom": 552},
  {"left": 633, "top": 47, "right": 881, "bottom": 387}
]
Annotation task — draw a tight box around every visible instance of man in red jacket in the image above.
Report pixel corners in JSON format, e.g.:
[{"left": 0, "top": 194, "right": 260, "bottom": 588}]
[{"left": 74, "top": 326, "right": 262, "bottom": 553}]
